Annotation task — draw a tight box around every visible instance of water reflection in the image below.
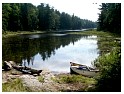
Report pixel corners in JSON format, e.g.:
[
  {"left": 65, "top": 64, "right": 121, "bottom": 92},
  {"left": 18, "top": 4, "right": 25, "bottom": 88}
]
[{"left": 2, "top": 33, "right": 99, "bottom": 73}]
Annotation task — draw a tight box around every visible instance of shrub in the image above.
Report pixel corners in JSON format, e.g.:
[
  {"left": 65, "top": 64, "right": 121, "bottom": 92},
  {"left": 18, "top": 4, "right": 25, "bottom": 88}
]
[{"left": 94, "top": 48, "right": 121, "bottom": 91}]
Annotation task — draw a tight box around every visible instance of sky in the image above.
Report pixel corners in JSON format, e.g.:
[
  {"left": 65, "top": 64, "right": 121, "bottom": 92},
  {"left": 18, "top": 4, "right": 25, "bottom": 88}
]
[
  {"left": 2, "top": 0, "right": 123, "bottom": 22},
  {"left": 32, "top": 0, "right": 101, "bottom": 22}
]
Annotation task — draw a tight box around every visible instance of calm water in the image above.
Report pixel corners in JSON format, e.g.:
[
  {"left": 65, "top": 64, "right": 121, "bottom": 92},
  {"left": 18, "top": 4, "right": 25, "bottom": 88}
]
[{"left": 2, "top": 33, "right": 99, "bottom": 73}]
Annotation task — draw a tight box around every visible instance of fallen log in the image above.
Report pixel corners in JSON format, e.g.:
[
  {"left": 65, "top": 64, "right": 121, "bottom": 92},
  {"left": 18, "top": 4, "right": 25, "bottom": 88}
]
[
  {"left": 3, "top": 61, "right": 42, "bottom": 76},
  {"left": 21, "top": 68, "right": 42, "bottom": 76},
  {"left": 4, "top": 61, "right": 13, "bottom": 69}
]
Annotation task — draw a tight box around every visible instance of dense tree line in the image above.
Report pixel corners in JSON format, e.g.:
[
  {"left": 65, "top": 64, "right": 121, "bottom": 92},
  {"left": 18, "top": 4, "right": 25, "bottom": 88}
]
[
  {"left": 95, "top": 3, "right": 121, "bottom": 91},
  {"left": 2, "top": 3, "right": 97, "bottom": 32},
  {"left": 97, "top": 3, "right": 121, "bottom": 34}
]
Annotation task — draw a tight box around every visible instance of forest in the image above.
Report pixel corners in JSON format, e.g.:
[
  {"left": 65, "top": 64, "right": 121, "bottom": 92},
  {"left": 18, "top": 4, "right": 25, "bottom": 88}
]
[
  {"left": 2, "top": 3, "right": 97, "bottom": 32},
  {"left": 95, "top": 3, "right": 121, "bottom": 91},
  {"left": 97, "top": 3, "right": 121, "bottom": 34}
]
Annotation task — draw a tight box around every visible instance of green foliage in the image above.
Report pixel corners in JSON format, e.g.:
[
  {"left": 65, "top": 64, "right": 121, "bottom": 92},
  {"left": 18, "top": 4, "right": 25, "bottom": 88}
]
[
  {"left": 97, "top": 3, "right": 121, "bottom": 34},
  {"left": 8, "top": 4, "right": 21, "bottom": 31},
  {"left": 2, "top": 3, "right": 97, "bottom": 32},
  {"left": 97, "top": 37, "right": 121, "bottom": 55},
  {"left": 2, "top": 4, "right": 11, "bottom": 31},
  {"left": 94, "top": 48, "right": 121, "bottom": 91},
  {"left": 2, "top": 78, "right": 31, "bottom": 92}
]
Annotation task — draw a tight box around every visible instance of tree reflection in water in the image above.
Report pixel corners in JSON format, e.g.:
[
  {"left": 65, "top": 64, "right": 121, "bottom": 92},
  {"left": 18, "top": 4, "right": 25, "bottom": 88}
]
[
  {"left": 3, "top": 34, "right": 84, "bottom": 66},
  {"left": 3, "top": 33, "right": 99, "bottom": 72}
]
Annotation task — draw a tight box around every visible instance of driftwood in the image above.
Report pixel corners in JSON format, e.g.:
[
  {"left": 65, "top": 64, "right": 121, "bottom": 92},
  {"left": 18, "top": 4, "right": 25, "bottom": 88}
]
[
  {"left": 3, "top": 61, "right": 42, "bottom": 76},
  {"left": 4, "top": 61, "right": 13, "bottom": 69}
]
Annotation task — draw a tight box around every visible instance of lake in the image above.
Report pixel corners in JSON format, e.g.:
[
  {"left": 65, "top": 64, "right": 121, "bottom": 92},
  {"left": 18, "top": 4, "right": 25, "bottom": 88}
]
[{"left": 2, "top": 33, "right": 99, "bottom": 73}]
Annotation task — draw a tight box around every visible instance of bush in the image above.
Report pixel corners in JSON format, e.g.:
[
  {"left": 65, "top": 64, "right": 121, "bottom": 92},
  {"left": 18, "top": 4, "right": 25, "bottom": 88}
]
[{"left": 94, "top": 48, "right": 121, "bottom": 91}]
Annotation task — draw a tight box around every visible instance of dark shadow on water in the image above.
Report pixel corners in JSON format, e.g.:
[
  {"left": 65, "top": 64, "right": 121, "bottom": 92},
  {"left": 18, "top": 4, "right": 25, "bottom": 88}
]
[
  {"left": 3, "top": 34, "right": 84, "bottom": 63},
  {"left": 2, "top": 33, "right": 99, "bottom": 72}
]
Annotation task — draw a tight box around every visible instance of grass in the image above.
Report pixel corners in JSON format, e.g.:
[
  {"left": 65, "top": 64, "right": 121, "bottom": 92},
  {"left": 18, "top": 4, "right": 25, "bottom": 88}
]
[
  {"left": 68, "top": 30, "right": 121, "bottom": 55},
  {"left": 2, "top": 78, "right": 31, "bottom": 92},
  {"left": 67, "top": 30, "right": 113, "bottom": 37},
  {"left": 52, "top": 74, "right": 96, "bottom": 84},
  {"left": 67, "top": 29, "right": 120, "bottom": 38},
  {"left": 52, "top": 74, "right": 97, "bottom": 91},
  {"left": 2, "top": 31, "right": 44, "bottom": 38},
  {"left": 38, "top": 76, "right": 44, "bottom": 83},
  {"left": 97, "top": 37, "right": 121, "bottom": 55}
]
